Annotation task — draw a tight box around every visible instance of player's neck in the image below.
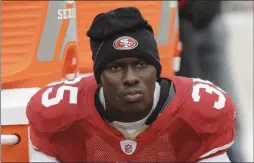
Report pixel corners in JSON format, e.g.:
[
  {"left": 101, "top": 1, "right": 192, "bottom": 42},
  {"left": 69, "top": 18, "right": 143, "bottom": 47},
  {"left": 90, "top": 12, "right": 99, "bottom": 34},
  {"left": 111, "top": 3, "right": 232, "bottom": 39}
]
[{"left": 106, "top": 104, "right": 153, "bottom": 122}]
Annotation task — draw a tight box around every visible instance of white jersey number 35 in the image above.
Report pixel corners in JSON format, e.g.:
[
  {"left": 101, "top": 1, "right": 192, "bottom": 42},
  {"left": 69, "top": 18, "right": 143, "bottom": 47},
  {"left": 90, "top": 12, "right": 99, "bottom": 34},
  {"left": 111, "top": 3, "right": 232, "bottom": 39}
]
[{"left": 191, "top": 78, "right": 226, "bottom": 110}]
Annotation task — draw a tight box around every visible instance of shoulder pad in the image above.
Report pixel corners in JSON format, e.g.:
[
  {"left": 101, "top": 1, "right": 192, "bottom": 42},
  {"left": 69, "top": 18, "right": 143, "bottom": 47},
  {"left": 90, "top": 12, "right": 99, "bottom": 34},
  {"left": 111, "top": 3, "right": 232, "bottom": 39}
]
[
  {"left": 176, "top": 78, "right": 236, "bottom": 134},
  {"left": 26, "top": 75, "right": 97, "bottom": 133}
]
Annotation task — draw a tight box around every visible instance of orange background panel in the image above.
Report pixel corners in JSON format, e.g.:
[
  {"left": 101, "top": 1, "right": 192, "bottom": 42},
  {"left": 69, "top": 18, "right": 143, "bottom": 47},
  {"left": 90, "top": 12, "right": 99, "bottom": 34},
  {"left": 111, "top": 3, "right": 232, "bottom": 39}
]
[
  {"left": 1, "top": 1, "right": 77, "bottom": 89},
  {"left": 1, "top": 125, "right": 29, "bottom": 162}
]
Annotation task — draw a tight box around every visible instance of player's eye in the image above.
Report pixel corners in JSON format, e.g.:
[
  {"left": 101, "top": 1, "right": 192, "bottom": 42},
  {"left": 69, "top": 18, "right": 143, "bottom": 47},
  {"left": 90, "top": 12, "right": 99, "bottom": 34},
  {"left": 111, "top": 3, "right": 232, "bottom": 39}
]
[
  {"left": 106, "top": 65, "right": 122, "bottom": 72},
  {"left": 111, "top": 65, "right": 120, "bottom": 70},
  {"left": 136, "top": 61, "right": 148, "bottom": 68}
]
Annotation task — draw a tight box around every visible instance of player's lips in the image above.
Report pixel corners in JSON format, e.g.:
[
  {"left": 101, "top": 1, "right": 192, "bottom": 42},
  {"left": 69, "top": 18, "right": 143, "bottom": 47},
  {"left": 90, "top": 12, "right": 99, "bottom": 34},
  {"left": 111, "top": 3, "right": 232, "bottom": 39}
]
[{"left": 123, "top": 90, "right": 143, "bottom": 102}]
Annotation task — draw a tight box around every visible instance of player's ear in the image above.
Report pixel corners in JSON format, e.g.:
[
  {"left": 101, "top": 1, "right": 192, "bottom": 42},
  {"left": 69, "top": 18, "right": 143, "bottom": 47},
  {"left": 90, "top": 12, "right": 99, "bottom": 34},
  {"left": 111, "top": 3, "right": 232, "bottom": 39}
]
[
  {"left": 99, "top": 80, "right": 103, "bottom": 87},
  {"left": 99, "top": 75, "right": 103, "bottom": 87}
]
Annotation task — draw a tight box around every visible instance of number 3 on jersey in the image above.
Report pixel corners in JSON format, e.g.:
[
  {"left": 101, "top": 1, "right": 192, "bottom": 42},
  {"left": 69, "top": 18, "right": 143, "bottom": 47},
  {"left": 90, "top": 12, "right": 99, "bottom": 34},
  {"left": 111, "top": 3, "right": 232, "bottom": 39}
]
[
  {"left": 41, "top": 78, "right": 80, "bottom": 107},
  {"left": 191, "top": 78, "right": 226, "bottom": 110}
]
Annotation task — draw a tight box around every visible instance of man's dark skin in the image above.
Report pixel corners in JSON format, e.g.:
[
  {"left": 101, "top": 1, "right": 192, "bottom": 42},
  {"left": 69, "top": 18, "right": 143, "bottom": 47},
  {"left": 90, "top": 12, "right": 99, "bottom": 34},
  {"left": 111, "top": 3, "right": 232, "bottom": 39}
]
[{"left": 100, "top": 57, "right": 157, "bottom": 122}]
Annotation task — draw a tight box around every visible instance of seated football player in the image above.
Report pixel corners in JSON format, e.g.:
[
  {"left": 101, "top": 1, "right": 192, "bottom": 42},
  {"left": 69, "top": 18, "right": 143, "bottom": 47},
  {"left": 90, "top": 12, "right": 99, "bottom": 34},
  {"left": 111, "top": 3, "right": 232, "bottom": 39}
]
[{"left": 27, "top": 7, "right": 236, "bottom": 162}]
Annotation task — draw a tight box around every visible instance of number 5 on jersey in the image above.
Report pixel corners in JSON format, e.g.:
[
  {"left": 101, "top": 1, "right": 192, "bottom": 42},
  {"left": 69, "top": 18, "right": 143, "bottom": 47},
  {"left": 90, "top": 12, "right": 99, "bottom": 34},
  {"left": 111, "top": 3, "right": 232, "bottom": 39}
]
[
  {"left": 41, "top": 78, "right": 80, "bottom": 107},
  {"left": 191, "top": 78, "right": 226, "bottom": 110}
]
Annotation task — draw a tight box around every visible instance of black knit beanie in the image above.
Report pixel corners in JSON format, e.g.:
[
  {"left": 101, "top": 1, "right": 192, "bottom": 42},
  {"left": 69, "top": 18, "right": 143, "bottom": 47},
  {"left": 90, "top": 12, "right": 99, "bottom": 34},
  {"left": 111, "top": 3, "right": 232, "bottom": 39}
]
[{"left": 87, "top": 7, "right": 161, "bottom": 84}]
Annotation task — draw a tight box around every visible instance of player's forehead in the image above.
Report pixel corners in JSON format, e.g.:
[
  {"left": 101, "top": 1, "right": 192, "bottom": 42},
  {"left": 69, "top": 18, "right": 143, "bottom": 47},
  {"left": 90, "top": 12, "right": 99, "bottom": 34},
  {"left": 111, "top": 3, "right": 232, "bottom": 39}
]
[{"left": 108, "top": 57, "right": 143, "bottom": 64}]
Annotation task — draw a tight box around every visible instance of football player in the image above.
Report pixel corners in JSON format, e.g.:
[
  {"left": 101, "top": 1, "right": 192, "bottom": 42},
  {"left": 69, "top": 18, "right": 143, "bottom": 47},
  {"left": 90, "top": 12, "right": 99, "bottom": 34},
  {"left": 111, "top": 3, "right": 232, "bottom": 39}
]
[{"left": 27, "top": 7, "right": 236, "bottom": 162}]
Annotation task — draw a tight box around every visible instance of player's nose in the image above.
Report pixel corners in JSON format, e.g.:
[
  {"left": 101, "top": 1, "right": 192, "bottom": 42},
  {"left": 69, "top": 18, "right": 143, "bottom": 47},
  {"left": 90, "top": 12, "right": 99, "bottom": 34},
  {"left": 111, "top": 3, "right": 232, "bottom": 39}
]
[{"left": 123, "top": 67, "right": 139, "bottom": 86}]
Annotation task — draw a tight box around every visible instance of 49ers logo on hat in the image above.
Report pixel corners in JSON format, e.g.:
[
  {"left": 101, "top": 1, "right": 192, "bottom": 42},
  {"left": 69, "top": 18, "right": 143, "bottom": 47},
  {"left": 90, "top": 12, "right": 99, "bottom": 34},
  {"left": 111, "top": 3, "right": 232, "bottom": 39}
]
[{"left": 113, "top": 36, "right": 138, "bottom": 50}]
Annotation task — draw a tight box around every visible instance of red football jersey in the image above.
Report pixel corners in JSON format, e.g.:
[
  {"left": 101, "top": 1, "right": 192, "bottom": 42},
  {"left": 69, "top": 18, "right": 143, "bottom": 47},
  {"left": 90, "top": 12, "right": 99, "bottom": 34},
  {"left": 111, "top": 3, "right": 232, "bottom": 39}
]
[{"left": 27, "top": 75, "right": 236, "bottom": 162}]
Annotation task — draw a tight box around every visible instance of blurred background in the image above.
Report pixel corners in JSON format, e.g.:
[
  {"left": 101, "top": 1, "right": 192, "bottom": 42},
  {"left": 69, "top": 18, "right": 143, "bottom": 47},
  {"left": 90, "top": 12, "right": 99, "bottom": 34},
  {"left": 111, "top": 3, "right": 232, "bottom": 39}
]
[{"left": 222, "top": 1, "right": 253, "bottom": 162}]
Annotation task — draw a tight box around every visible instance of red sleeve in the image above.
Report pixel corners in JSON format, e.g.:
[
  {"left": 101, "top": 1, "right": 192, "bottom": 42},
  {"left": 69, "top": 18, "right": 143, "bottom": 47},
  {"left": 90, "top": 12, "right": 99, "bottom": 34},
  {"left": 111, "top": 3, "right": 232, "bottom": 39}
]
[
  {"left": 26, "top": 78, "right": 82, "bottom": 133},
  {"left": 26, "top": 78, "right": 85, "bottom": 157},
  {"left": 196, "top": 124, "right": 235, "bottom": 161},
  {"left": 29, "top": 125, "right": 57, "bottom": 158},
  {"left": 177, "top": 77, "right": 237, "bottom": 161}
]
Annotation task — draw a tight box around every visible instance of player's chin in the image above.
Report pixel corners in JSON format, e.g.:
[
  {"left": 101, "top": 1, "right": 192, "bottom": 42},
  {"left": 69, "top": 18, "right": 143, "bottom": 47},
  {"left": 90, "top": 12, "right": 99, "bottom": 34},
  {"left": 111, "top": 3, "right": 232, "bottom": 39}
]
[{"left": 119, "top": 102, "right": 146, "bottom": 113}]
